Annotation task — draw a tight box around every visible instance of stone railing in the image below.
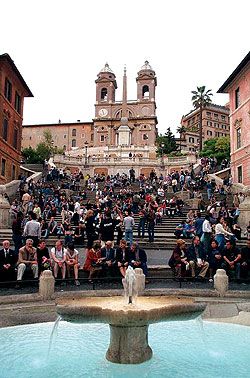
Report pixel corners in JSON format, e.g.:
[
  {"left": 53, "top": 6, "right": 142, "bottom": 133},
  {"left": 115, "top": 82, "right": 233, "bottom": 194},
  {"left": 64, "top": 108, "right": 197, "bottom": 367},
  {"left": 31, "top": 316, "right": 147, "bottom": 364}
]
[{"left": 54, "top": 154, "right": 196, "bottom": 167}]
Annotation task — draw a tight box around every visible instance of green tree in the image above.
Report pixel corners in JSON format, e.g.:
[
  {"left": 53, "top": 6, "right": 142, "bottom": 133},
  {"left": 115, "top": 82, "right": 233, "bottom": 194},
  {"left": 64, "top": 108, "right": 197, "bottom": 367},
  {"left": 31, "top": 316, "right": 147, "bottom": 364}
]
[
  {"left": 176, "top": 126, "right": 186, "bottom": 151},
  {"left": 156, "top": 128, "right": 177, "bottom": 155},
  {"left": 200, "top": 136, "right": 230, "bottom": 163},
  {"left": 191, "top": 86, "right": 213, "bottom": 152}
]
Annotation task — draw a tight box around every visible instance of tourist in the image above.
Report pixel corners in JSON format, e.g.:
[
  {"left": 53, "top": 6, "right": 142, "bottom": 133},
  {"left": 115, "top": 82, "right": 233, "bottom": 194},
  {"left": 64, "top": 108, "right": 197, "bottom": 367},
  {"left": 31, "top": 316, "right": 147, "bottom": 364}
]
[
  {"left": 215, "top": 217, "right": 234, "bottom": 251},
  {"left": 115, "top": 239, "right": 131, "bottom": 278},
  {"left": 137, "top": 207, "right": 147, "bottom": 238},
  {"left": 207, "top": 240, "right": 222, "bottom": 281},
  {"left": 12, "top": 211, "right": 24, "bottom": 254},
  {"left": 221, "top": 240, "right": 241, "bottom": 280},
  {"left": 65, "top": 243, "right": 80, "bottom": 286},
  {"left": 99, "top": 211, "right": 116, "bottom": 246},
  {"left": 83, "top": 240, "right": 102, "bottom": 282},
  {"left": 0, "top": 240, "right": 18, "bottom": 281},
  {"left": 130, "top": 243, "right": 148, "bottom": 277},
  {"left": 147, "top": 208, "right": 155, "bottom": 243},
  {"left": 100, "top": 241, "right": 116, "bottom": 276},
  {"left": 201, "top": 215, "right": 212, "bottom": 254},
  {"left": 123, "top": 210, "right": 135, "bottom": 246},
  {"left": 50, "top": 240, "right": 67, "bottom": 282},
  {"left": 36, "top": 239, "right": 51, "bottom": 275},
  {"left": 16, "top": 239, "right": 38, "bottom": 284},
  {"left": 84, "top": 209, "right": 97, "bottom": 248},
  {"left": 169, "top": 239, "right": 189, "bottom": 278},
  {"left": 194, "top": 212, "right": 204, "bottom": 239},
  {"left": 23, "top": 212, "right": 41, "bottom": 247},
  {"left": 186, "top": 236, "right": 209, "bottom": 280}
]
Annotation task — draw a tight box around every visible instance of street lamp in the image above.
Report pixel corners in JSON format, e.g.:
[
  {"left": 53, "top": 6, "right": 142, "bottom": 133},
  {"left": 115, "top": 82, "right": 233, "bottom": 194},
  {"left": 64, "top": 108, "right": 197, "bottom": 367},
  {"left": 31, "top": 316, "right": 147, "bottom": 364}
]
[
  {"left": 84, "top": 141, "right": 88, "bottom": 168},
  {"left": 161, "top": 143, "right": 165, "bottom": 167}
]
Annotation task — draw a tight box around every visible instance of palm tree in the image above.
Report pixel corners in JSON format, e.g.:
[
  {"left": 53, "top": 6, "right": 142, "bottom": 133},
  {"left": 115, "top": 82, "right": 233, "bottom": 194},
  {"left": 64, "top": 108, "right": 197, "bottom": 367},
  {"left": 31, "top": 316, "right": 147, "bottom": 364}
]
[
  {"left": 176, "top": 126, "right": 186, "bottom": 151},
  {"left": 191, "top": 86, "right": 213, "bottom": 152}
]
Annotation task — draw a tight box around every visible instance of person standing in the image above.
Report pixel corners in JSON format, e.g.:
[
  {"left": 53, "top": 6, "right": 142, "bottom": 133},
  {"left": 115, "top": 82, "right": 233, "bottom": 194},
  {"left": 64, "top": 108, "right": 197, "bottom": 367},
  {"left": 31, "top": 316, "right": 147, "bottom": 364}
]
[
  {"left": 202, "top": 215, "right": 212, "bottom": 255},
  {"left": 23, "top": 212, "right": 41, "bottom": 247},
  {"left": 123, "top": 210, "right": 135, "bottom": 246}
]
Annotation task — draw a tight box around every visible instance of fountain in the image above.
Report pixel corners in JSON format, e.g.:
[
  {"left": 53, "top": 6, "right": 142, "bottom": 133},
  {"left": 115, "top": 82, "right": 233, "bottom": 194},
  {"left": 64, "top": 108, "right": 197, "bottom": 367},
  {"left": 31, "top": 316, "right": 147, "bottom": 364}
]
[{"left": 57, "top": 267, "right": 206, "bottom": 364}]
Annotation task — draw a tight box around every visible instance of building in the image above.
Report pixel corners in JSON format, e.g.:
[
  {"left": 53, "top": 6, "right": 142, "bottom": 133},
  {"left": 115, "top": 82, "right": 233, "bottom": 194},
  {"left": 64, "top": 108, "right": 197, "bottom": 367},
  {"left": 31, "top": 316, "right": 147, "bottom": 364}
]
[
  {"left": 0, "top": 54, "right": 33, "bottom": 184},
  {"left": 180, "top": 104, "right": 230, "bottom": 152},
  {"left": 218, "top": 51, "right": 250, "bottom": 186},
  {"left": 22, "top": 61, "right": 158, "bottom": 153},
  {"left": 22, "top": 121, "right": 94, "bottom": 150}
]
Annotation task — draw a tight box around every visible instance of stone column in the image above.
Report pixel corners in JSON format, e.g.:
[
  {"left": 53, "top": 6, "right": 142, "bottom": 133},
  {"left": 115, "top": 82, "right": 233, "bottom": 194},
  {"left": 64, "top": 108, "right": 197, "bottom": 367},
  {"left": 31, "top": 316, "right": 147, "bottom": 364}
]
[
  {"left": 106, "top": 324, "right": 152, "bottom": 364},
  {"left": 0, "top": 185, "right": 11, "bottom": 228},
  {"left": 214, "top": 269, "right": 228, "bottom": 297},
  {"left": 39, "top": 270, "right": 55, "bottom": 300},
  {"left": 134, "top": 268, "right": 145, "bottom": 293},
  {"left": 238, "top": 192, "right": 250, "bottom": 231}
]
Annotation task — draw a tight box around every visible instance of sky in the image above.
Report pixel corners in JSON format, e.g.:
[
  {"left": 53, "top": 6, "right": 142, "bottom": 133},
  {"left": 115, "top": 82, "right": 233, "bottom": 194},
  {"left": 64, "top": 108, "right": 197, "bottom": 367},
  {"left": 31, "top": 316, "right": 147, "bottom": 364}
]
[{"left": 1, "top": 0, "right": 249, "bottom": 135}]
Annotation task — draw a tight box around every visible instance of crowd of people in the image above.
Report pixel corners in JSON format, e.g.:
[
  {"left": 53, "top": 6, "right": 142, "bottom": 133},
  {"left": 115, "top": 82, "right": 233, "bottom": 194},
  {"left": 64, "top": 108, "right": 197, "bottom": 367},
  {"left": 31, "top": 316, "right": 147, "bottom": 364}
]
[{"left": 1, "top": 161, "right": 249, "bottom": 287}]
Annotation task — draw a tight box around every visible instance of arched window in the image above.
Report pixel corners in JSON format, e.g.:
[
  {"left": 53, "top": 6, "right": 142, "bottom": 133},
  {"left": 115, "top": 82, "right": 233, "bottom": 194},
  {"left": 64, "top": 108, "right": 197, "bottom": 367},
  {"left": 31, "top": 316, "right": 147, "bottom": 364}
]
[
  {"left": 72, "top": 139, "right": 76, "bottom": 147},
  {"left": 101, "top": 88, "right": 108, "bottom": 101},
  {"left": 63, "top": 145, "right": 66, "bottom": 150},
  {"left": 72, "top": 128, "right": 76, "bottom": 136},
  {"left": 142, "top": 85, "right": 149, "bottom": 98}
]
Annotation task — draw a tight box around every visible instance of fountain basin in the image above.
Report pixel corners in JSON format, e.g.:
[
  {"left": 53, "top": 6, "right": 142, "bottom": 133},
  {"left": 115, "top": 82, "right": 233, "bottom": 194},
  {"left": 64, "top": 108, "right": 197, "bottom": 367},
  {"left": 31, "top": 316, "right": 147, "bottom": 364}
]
[{"left": 57, "top": 296, "right": 205, "bottom": 364}]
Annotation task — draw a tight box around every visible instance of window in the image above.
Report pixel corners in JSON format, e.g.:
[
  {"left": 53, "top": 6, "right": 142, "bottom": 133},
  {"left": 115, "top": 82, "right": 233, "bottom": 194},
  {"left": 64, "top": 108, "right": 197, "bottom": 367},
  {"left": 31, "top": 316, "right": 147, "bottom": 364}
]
[
  {"left": 72, "top": 129, "right": 76, "bottom": 136},
  {"left": 2, "top": 119, "right": 8, "bottom": 141},
  {"left": 101, "top": 88, "right": 108, "bottom": 101},
  {"left": 63, "top": 145, "right": 66, "bottom": 150},
  {"left": 91, "top": 133, "right": 94, "bottom": 141},
  {"left": 207, "top": 130, "right": 212, "bottom": 136},
  {"left": 221, "top": 115, "right": 226, "bottom": 121},
  {"left": 12, "top": 165, "right": 16, "bottom": 180},
  {"left": 13, "top": 128, "right": 18, "bottom": 149},
  {"left": 206, "top": 112, "right": 211, "bottom": 118},
  {"left": 237, "top": 166, "right": 243, "bottom": 184},
  {"left": 4, "top": 78, "right": 12, "bottom": 102},
  {"left": 188, "top": 120, "right": 191, "bottom": 126},
  {"left": 100, "top": 135, "right": 105, "bottom": 142},
  {"left": 189, "top": 137, "right": 195, "bottom": 143},
  {"left": 214, "top": 113, "right": 218, "bottom": 119},
  {"left": 1, "top": 159, "right": 6, "bottom": 177},
  {"left": 81, "top": 133, "right": 85, "bottom": 138},
  {"left": 142, "top": 85, "right": 149, "bottom": 98},
  {"left": 72, "top": 139, "right": 76, "bottom": 147},
  {"left": 236, "top": 128, "right": 241, "bottom": 149},
  {"left": 15, "top": 92, "right": 21, "bottom": 113},
  {"left": 235, "top": 87, "right": 240, "bottom": 109},
  {"left": 64, "top": 134, "right": 67, "bottom": 139},
  {"left": 143, "top": 134, "right": 149, "bottom": 140}
]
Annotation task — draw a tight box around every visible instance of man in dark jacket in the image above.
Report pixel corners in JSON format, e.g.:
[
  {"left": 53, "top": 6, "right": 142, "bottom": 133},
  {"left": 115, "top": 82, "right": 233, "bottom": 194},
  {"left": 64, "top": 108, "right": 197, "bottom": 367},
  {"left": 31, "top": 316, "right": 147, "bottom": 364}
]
[
  {"left": 129, "top": 243, "right": 148, "bottom": 277},
  {"left": 187, "top": 236, "right": 209, "bottom": 279},
  {"left": 99, "top": 212, "right": 116, "bottom": 244},
  {"left": 100, "top": 241, "right": 116, "bottom": 276},
  {"left": 0, "top": 240, "right": 18, "bottom": 281}
]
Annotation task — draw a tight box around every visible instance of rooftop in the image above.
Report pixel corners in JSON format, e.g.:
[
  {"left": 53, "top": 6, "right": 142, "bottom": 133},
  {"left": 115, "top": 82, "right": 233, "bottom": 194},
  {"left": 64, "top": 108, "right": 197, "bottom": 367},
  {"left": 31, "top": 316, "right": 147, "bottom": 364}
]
[
  {"left": 217, "top": 51, "right": 250, "bottom": 93},
  {"left": 0, "top": 53, "right": 33, "bottom": 97}
]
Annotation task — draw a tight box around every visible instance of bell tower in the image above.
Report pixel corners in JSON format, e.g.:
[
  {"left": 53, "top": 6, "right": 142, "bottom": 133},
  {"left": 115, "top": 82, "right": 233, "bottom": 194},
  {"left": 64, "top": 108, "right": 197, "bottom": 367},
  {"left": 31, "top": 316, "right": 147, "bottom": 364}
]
[
  {"left": 136, "top": 61, "right": 157, "bottom": 105},
  {"left": 95, "top": 63, "right": 117, "bottom": 118}
]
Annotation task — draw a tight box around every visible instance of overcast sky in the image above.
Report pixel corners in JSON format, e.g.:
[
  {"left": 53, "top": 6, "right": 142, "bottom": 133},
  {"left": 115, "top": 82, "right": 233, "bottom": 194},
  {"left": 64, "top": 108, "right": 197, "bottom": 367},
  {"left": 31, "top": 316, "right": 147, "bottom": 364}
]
[{"left": 1, "top": 0, "right": 249, "bottom": 135}]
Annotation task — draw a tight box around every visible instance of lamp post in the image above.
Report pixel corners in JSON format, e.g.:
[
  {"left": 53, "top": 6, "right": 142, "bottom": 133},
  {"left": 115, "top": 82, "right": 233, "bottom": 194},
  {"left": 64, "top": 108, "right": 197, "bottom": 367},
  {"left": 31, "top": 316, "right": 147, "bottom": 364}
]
[
  {"left": 161, "top": 143, "right": 165, "bottom": 167},
  {"left": 84, "top": 141, "right": 88, "bottom": 168}
]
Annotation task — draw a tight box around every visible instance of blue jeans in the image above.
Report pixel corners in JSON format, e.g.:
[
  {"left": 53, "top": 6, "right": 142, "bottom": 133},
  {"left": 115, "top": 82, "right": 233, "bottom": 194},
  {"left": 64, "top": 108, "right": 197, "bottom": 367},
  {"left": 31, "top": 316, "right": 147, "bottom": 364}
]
[
  {"left": 138, "top": 218, "right": 146, "bottom": 238},
  {"left": 125, "top": 230, "right": 133, "bottom": 246},
  {"left": 215, "top": 234, "right": 226, "bottom": 251}
]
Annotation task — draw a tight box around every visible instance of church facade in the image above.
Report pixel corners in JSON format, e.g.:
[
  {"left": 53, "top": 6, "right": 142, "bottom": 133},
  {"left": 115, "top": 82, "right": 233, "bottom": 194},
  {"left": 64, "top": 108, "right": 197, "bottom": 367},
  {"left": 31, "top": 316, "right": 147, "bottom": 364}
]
[{"left": 22, "top": 61, "right": 158, "bottom": 153}]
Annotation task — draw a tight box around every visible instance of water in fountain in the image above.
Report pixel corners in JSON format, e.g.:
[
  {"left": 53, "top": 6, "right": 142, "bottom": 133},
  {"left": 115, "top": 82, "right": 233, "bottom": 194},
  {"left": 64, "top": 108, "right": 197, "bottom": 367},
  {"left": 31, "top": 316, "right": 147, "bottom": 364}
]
[
  {"left": 122, "top": 266, "right": 137, "bottom": 304},
  {"left": 47, "top": 316, "right": 61, "bottom": 358}
]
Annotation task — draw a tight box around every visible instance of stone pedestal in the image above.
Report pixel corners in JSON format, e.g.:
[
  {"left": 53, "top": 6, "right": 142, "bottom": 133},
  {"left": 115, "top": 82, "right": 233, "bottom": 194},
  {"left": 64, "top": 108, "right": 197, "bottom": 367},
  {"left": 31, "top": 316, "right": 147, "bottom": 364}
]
[
  {"left": 0, "top": 186, "right": 11, "bottom": 228},
  {"left": 39, "top": 270, "right": 55, "bottom": 300},
  {"left": 214, "top": 269, "right": 228, "bottom": 297},
  {"left": 238, "top": 194, "right": 250, "bottom": 231},
  {"left": 106, "top": 324, "right": 152, "bottom": 364},
  {"left": 134, "top": 268, "right": 145, "bottom": 293}
]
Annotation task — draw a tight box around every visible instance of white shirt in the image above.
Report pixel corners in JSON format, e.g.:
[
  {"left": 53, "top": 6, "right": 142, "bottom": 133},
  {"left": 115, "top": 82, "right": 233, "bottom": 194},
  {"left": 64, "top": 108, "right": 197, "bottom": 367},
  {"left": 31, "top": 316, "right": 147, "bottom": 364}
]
[
  {"left": 215, "top": 223, "right": 233, "bottom": 236},
  {"left": 202, "top": 219, "right": 212, "bottom": 233}
]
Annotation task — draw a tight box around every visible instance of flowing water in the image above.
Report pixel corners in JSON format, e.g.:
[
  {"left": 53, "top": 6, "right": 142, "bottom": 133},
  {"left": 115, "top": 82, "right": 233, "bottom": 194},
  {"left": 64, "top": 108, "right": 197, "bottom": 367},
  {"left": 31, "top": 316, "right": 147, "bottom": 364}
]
[{"left": 0, "top": 320, "right": 250, "bottom": 378}]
